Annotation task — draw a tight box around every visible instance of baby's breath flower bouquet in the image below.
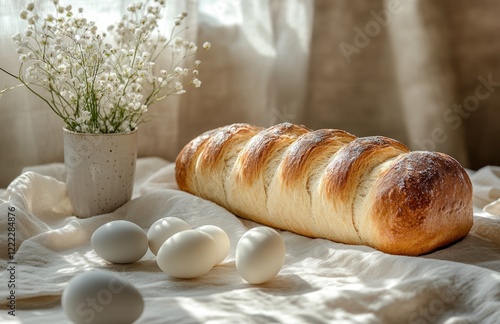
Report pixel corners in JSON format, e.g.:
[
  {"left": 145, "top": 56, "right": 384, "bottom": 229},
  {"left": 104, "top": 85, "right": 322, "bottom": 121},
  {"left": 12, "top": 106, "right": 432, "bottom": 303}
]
[{"left": 0, "top": 0, "right": 210, "bottom": 134}]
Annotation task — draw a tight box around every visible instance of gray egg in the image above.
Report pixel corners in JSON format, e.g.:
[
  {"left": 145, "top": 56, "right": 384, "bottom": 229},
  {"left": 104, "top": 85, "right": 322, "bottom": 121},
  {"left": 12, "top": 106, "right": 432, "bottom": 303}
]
[
  {"left": 91, "top": 220, "right": 148, "bottom": 264},
  {"left": 62, "top": 270, "right": 144, "bottom": 324}
]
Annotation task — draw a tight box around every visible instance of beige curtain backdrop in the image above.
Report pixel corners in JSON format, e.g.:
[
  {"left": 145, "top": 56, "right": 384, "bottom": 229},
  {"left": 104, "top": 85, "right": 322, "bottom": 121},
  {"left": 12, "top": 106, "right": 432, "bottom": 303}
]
[{"left": 1, "top": 0, "right": 499, "bottom": 188}]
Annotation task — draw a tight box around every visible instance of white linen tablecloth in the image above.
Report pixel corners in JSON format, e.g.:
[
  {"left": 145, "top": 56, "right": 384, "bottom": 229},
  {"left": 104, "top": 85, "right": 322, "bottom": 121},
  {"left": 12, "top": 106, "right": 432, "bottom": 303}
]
[{"left": 1, "top": 157, "right": 500, "bottom": 323}]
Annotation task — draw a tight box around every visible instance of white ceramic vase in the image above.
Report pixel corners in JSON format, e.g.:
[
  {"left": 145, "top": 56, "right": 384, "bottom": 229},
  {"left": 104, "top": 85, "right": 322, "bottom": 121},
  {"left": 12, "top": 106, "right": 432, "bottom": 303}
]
[{"left": 63, "top": 128, "right": 138, "bottom": 218}]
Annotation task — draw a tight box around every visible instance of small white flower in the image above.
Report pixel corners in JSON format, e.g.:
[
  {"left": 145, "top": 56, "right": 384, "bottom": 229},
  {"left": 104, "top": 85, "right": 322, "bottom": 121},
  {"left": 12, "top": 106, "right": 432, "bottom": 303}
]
[
  {"left": 194, "top": 59, "right": 201, "bottom": 66},
  {"left": 127, "top": 4, "right": 137, "bottom": 12},
  {"left": 192, "top": 78, "right": 201, "bottom": 88},
  {"left": 174, "top": 37, "right": 183, "bottom": 47},
  {"left": 120, "top": 121, "right": 131, "bottom": 132},
  {"left": 132, "top": 83, "right": 142, "bottom": 92},
  {"left": 203, "top": 42, "right": 211, "bottom": 50},
  {"left": 76, "top": 110, "right": 91, "bottom": 124}
]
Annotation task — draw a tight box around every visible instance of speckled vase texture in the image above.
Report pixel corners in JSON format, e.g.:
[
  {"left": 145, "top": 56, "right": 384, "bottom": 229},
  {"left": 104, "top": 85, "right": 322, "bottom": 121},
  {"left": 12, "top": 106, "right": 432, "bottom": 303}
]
[{"left": 63, "top": 128, "right": 138, "bottom": 218}]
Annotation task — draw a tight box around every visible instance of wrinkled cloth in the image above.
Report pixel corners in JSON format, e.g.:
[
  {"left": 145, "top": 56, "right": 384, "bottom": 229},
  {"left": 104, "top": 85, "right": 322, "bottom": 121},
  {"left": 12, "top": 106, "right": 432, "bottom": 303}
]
[
  {"left": 1, "top": 158, "right": 500, "bottom": 323},
  {"left": 470, "top": 166, "right": 500, "bottom": 216}
]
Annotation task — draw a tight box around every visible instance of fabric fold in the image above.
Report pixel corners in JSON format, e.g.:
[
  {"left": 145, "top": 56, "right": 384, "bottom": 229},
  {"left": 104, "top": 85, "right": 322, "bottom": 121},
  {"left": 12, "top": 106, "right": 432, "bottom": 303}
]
[{"left": 470, "top": 165, "right": 500, "bottom": 215}]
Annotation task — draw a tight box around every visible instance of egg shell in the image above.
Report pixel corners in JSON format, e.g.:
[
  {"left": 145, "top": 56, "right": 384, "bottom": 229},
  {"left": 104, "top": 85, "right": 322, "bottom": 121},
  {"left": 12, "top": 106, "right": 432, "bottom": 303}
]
[
  {"left": 147, "top": 217, "right": 192, "bottom": 255},
  {"left": 236, "top": 227, "right": 286, "bottom": 284},
  {"left": 91, "top": 220, "right": 148, "bottom": 264},
  {"left": 62, "top": 270, "right": 144, "bottom": 324},
  {"left": 156, "top": 229, "right": 217, "bottom": 279},
  {"left": 196, "top": 225, "right": 230, "bottom": 264}
]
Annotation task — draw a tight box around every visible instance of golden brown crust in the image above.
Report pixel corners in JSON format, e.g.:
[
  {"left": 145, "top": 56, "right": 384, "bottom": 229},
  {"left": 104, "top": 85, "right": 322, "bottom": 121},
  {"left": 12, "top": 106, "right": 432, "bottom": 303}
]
[
  {"left": 281, "top": 129, "right": 356, "bottom": 187},
  {"left": 267, "top": 129, "right": 356, "bottom": 238},
  {"left": 308, "top": 136, "right": 410, "bottom": 244},
  {"left": 196, "top": 123, "right": 263, "bottom": 206},
  {"left": 236, "top": 123, "right": 310, "bottom": 185},
  {"left": 175, "top": 128, "right": 218, "bottom": 192},
  {"left": 199, "top": 123, "right": 261, "bottom": 170},
  {"left": 324, "top": 136, "right": 409, "bottom": 202},
  {"left": 360, "top": 151, "right": 473, "bottom": 255}
]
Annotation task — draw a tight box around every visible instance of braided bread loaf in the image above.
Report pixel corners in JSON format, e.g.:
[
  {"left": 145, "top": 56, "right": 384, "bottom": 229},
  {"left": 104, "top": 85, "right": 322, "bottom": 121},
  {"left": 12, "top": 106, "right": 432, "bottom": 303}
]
[{"left": 175, "top": 123, "right": 473, "bottom": 256}]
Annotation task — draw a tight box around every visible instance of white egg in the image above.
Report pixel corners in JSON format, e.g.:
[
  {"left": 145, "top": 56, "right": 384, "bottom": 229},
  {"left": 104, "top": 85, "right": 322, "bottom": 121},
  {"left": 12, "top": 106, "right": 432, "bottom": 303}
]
[
  {"left": 156, "top": 229, "right": 217, "bottom": 279},
  {"left": 62, "top": 270, "right": 144, "bottom": 324},
  {"left": 196, "top": 225, "right": 230, "bottom": 265},
  {"left": 236, "top": 227, "right": 286, "bottom": 284},
  {"left": 147, "top": 217, "right": 192, "bottom": 255},
  {"left": 91, "top": 220, "right": 148, "bottom": 264}
]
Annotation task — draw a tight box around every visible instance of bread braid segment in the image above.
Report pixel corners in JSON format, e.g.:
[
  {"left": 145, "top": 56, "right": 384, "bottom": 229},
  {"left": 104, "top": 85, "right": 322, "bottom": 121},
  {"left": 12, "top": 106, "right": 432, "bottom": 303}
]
[
  {"left": 175, "top": 128, "right": 218, "bottom": 193},
  {"left": 359, "top": 151, "right": 473, "bottom": 255},
  {"left": 226, "top": 123, "right": 309, "bottom": 225},
  {"left": 318, "top": 136, "right": 409, "bottom": 244},
  {"left": 279, "top": 129, "right": 356, "bottom": 188},
  {"left": 268, "top": 129, "right": 356, "bottom": 237},
  {"left": 234, "top": 123, "right": 310, "bottom": 186},
  {"left": 196, "top": 123, "right": 262, "bottom": 207}
]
